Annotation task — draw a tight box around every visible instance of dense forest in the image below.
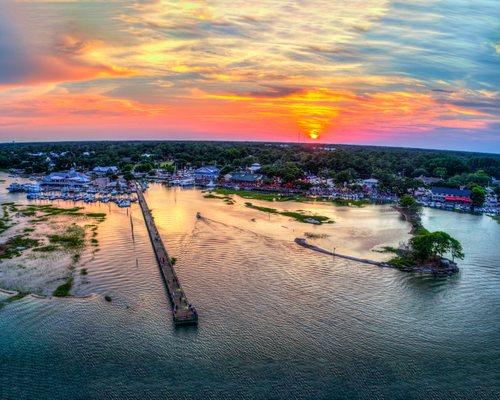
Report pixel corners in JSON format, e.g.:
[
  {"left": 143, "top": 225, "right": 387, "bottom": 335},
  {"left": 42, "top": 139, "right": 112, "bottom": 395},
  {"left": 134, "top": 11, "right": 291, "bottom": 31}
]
[{"left": 1, "top": 141, "right": 499, "bottom": 192}]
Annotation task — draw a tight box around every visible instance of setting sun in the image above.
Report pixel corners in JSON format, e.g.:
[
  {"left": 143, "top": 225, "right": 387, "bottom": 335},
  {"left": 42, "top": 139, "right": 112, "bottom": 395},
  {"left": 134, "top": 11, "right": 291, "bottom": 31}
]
[{"left": 309, "top": 130, "right": 319, "bottom": 140}]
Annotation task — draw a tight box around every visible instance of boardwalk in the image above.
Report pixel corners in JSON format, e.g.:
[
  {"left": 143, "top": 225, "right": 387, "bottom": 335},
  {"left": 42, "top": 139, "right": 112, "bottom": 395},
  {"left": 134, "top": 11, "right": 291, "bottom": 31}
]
[{"left": 136, "top": 183, "right": 198, "bottom": 326}]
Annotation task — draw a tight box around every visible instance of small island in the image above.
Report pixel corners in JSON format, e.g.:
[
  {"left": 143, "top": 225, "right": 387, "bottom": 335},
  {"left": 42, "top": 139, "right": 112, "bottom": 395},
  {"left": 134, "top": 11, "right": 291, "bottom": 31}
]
[{"left": 391, "top": 195, "right": 463, "bottom": 276}]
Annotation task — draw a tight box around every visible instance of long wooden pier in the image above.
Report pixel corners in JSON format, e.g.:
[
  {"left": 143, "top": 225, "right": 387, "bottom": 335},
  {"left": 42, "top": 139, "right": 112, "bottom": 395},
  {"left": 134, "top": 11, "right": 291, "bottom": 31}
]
[{"left": 135, "top": 183, "right": 198, "bottom": 326}]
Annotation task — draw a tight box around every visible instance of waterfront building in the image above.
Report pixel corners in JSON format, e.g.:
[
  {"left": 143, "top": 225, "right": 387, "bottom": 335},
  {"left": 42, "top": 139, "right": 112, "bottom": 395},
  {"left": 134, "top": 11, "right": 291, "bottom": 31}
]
[
  {"left": 430, "top": 187, "right": 471, "bottom": 203},
  {"left": 92, "top": 166, "right": 118, "bottom": 175},
  {"left": 41, "top": 168, "right": 91, "bottom": 188},
  {"left": 194, "top": 166, "right": 220, "bottom": 182},
  {"left": 225, "top": 172, "right": 263, "bottom": 184}
]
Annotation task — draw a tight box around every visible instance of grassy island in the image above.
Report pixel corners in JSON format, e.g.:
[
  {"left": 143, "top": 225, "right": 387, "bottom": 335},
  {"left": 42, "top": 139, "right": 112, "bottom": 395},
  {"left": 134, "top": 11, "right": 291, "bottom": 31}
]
[{"left": 244, "top": 202, "right": 333, "bottom": 224}]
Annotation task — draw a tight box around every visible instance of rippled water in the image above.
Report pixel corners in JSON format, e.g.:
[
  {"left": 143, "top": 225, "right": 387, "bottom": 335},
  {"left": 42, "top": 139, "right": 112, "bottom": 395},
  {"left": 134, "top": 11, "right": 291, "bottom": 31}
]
[{"left": 0, "top": 179, "right": 499, "bottom": 399}]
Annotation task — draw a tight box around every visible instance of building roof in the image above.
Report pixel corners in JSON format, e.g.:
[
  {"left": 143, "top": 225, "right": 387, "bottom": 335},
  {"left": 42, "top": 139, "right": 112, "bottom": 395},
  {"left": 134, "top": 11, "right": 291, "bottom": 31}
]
[
  {"left": 431, "top": 186, "right": 471, "bottom": 196},
  {"left": 229, "top": 172, "right": 262, "bottom": 182},
  {"left": 444, "top": 196, "right": 471, "bottom": 203},
  {"left": 194, "top": 166, "right": 219, "bottom": 174},
  {"left": 416, "top": 175, "right": 442, "bottom": 185},
  {"left": 93, "top": 166, "right": 118, "bottom": 173},
  {"left": 44, "top": 169, "right": 90, "bottom": 183}
]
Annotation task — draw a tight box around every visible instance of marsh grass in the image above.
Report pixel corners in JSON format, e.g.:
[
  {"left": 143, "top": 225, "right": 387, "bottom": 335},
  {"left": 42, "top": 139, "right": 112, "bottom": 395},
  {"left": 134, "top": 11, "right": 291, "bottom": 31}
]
[
  {"left": 0, "top": 235, "right": 41, "bottom": 259},
  {"left": 33, "top": 244, "right": 60, "bottom": 252},
  {"left": 21, "top": 205, "right": 84, "bottom": 218},
  {"left": 245, "top": 202, "right": 332, "bottom": 224},
  {"left": 215, "top": 188, "right": 309, "bottom": 202},
  {"left": 53, "top": 276, "right": 73, "bottom": 297},
  {"left": 332, "top": 199, "right": 368, "bottom": 207},
  {"left": 0, "top": 292, "right": 29, "bottom": 310},
  {"left": 48, "top": 225, "right": 85, "bottom": 250},
  {"left": 85, "top": 213, "right": 106, "bottom": 221}
]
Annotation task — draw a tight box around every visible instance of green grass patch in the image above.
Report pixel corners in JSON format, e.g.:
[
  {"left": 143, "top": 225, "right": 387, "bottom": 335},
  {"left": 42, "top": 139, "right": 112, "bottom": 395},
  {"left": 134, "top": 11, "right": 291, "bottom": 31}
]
[
  {"left": 203, "top": 193, "right": 228, "bottom": 199},
  {"left": 387, "top": 256, "right": 415, "bottom": 269},
  {"left": 245, "top": 202, "right": 279, "bottom": 214},
  {"left": 21, "top": 205, "right": 84, "bottom": 218},
  {"left": 281, "top": 211, "right": 331, "bottom": 224},
  {"left": 85, "top": 213, "right": 106, "bottom": 220},
  {"left": 214, "top": 188, "right": 309, "bottom": 202},
  {"left": 0, "top": 235, "right": 41, "bottom": 259},
  {"left": 244, "top": 202, "right": 333, "bottom": 224},
  {"left": 0, "top": 219, "right": 11, "bottom": 234},
  {"left": 53, "top": 277, "right": 73, "bottom": 297},
  {"left": 0, "top": 292, "right": 29, "bottom": 310},
  {"left": 48, "top": 225, "right": 85, "bottom": 250},
  {"left": 373, "top": 246, "right": 399, "bottom": 254},
  {"left": 33, "top": 244, "right": 60, "bottom": 252},
  {"left": 490, "top": 215, "right": 500, "bottom": 224},
  {"left": 80, "top": 268, "right": 88, "bottom": 276},
  {"left": 23, "top": 227, "right": 35, "bottom": 233},
  {"left": 332, "top": 199, "right": 368, "bottom": 207}
]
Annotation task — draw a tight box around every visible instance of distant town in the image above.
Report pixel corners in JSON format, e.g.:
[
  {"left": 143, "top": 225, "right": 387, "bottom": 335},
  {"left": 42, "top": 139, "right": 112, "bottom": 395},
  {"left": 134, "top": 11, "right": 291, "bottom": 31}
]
[{"left": 1, "top": 141, "right": 499, "bottom": 216}]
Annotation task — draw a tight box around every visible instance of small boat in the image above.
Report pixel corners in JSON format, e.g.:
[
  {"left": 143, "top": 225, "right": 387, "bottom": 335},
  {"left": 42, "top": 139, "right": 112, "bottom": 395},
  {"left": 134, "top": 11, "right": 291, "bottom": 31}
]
[
  {"left": 24, "top": 183, "right": 41, "bottom": 193},
  {"left": 7, "top": 183, "right": 24, "bottom": 193},
  {"left": 179, "top": 178, "right": 195, "bottom": 187},
  {"left": 117, "top": 199, "right": 131, "bottom": 208},
  {"left": 196, "top": 212, "right": 202, "bottom": 219}
]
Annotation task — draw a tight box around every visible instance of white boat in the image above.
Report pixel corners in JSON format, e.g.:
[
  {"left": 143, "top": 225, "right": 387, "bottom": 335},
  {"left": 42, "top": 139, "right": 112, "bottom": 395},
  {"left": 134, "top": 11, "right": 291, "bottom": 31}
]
[
  {"left": 179, "top": 178, "right": 195, "bottom": 186},
  {"left": 117, "top": 199, "right": 131, "bottom": 208}
]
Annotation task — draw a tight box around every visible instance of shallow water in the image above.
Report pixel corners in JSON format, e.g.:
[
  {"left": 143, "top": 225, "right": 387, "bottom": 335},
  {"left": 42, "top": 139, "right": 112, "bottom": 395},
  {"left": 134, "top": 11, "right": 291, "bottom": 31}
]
[{"left": 0, "top": 179, "right": 499, "bottom": 399}]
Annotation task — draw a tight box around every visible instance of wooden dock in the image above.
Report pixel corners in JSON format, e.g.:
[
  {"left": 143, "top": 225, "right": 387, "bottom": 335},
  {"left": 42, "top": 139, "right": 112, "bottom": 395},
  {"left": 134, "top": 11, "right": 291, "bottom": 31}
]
[{"left": 135, "top": 183, "right": 198, "bottom": 326}]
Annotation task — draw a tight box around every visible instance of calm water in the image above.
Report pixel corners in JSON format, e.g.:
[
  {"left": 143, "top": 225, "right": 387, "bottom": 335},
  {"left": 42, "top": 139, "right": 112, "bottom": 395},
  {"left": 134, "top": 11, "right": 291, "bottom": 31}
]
[{"left": 0, "top": 180, "right": 499, "bottom": 399}]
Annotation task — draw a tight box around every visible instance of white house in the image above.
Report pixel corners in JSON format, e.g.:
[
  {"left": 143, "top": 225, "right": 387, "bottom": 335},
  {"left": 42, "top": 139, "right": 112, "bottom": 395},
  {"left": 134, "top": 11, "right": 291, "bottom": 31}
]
[
  {"left": 249, "top": 163, "right": 261, "bottom": 173},
  {"left": 362, "top": 178, "right": 379, "bottom": 188},
  {"left": 93, "top": 166, "right": 119, "bottom": 175}
]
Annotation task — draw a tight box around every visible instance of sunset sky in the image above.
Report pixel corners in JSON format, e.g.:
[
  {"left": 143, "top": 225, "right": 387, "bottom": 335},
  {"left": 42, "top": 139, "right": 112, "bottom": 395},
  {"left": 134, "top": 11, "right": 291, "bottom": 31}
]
[{"left": 0, "top": 0, "right": 499, "bottom": 152}]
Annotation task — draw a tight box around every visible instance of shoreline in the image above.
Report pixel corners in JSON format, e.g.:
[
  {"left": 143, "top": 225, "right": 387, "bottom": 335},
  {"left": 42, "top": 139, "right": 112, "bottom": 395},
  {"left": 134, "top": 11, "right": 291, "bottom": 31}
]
[{"left": 295, "top": 238, "right": 459, "bottom": 277}]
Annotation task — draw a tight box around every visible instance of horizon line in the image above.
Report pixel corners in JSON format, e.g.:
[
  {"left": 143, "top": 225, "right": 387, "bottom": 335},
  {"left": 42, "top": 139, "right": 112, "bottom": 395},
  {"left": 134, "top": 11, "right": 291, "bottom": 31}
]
[{"left": 1, "top": 138, "right": 499, "bottom": 156}]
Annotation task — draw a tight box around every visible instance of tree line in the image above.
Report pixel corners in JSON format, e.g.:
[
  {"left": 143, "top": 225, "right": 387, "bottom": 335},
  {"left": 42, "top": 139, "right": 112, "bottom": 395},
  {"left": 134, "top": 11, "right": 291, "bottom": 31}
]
[{"left": 1, "top": 141, "right": 499, "bottom": 192}]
